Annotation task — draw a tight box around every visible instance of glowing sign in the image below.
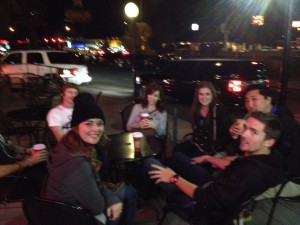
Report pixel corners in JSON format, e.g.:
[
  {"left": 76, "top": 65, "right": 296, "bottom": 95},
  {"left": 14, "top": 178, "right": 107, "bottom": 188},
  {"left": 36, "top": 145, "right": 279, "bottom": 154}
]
[{"left": 252, "top": 15, "right": 264, "bottom": 26}]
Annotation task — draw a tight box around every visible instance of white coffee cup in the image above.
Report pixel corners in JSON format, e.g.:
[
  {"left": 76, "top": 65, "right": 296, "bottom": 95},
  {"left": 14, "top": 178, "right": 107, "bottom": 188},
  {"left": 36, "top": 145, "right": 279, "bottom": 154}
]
[{"left": 32, "top": 143, "right": 46, "bottom": 152}]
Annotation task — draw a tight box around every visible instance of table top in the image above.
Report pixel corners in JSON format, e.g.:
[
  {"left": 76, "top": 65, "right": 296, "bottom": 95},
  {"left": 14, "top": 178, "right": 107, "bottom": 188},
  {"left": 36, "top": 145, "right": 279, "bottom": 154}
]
[
  {"left": 107, "top": 132, "right": 156, "bottom": 162},
  {"left": 6, "top": 107, "right": 50, "bottom": 122}
]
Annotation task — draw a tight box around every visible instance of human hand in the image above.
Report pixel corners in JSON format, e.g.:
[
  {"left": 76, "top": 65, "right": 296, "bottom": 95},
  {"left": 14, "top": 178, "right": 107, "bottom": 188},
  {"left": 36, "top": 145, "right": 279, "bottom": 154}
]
[
  {"left": 140, "top": 118, "right": 155, "bottom": 129},
  {"left": 27, "top": 150, "right": 48, "bottom": 165},
  {"left": 107, "top": 202, "right": 123, "bottom": 221},
  {"left": 229, "top": 119, "right": 245, "bottom": 139},
  {"left": 191, "top": 155, "right": 210, "bottom": 164},
  {"left": 148, "top": 164, "right": 176, "bottom": 184}
]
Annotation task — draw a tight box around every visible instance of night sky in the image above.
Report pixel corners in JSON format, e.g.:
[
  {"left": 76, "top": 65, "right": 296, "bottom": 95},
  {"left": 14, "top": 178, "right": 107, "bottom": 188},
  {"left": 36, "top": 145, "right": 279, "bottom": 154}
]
[{"left": 2, "top": 0, "right": 300, "bottom": 45}]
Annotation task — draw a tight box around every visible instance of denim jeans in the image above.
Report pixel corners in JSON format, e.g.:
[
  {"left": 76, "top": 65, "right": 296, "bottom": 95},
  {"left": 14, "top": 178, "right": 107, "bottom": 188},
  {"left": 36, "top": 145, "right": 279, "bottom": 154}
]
[{"left": 109, "top": 184, "right": 137, "bottom": 225}]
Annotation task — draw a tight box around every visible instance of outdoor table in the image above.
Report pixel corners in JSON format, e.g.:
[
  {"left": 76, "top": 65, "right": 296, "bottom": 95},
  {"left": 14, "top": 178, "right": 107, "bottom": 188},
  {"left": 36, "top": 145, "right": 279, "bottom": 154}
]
[
  {"left": 107, "top": 132, "right": 156, "bottom": 162},
  {"left": 6, "top": 107, "right": 50, "bottom": 143},
  {"left": 107, "top": 132, "right": 157, "bottom": 182}
]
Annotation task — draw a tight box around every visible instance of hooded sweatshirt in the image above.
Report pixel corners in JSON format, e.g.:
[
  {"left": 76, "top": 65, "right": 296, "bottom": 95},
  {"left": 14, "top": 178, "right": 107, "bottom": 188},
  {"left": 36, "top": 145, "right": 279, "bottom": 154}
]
[{"left": 43, "top": 143, "right": 120, "bottom": 217}]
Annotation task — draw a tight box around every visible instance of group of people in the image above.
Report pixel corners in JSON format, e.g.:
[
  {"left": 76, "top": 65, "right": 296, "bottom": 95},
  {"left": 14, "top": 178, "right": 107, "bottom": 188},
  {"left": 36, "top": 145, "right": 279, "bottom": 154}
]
[{"left": 1, "top": 80, "right": 299, "bottom": 225}]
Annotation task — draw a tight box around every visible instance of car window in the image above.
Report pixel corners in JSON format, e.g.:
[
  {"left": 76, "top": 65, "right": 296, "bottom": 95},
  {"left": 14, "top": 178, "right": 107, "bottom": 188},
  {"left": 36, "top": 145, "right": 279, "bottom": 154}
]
[
  {"left": 162, "top": 62, "right": 182, "bottom": 78},
  {"left": 211, "top": 61, "right": 264, "bottom": 78},
  {"left": 180, "top": 61, "right": 200, "bottom": 79},
  {"left": 3, "top": 53, "right": 22, "bottom": 64},
  {"left": 47, "top": 52, "right": 81, "bottom": 64},
  {"left": 27, "top": 53, "right": 44, "bottom": 64}
]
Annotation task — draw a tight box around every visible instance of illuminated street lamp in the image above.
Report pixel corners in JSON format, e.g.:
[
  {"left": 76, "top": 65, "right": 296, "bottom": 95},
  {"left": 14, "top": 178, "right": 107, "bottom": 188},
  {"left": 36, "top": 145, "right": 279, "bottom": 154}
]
[
  {"left": 124, "top": 2, "right": 139, "bottom": 79},
  {"left": 8, "top": 27, "right": 15, "bottom": 32},
  {"left": 65, "top": 26, "right": 71, "bottom": 32},
  {"left": 124, "top": 2, "right": 139, "bottom": 19}
]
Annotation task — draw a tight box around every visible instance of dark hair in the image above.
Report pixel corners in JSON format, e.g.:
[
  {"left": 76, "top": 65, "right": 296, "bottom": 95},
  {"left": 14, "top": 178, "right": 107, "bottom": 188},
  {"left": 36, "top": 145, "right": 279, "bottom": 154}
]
[
  {"left": 191, "top": 82, "right": 220, "bottom": 127},
  {"left": 141, "top": 82, "right": 165, "bottom": 112},
  {"left": 244, "top": 111, "right": 281, "bottom": 141},
  {"left": 244, "top": 84, "right": 276, "bottom": 105}
]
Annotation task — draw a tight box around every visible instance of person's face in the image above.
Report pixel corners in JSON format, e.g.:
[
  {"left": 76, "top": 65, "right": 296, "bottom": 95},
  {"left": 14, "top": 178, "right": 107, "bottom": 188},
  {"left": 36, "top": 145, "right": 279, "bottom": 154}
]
[
  {"left": 240, "top": 117, "right": 273, "bottom": 154},
  {"left": 78, "top": 118, "right": 104, "bottom": 144},
  {"left": 245, "top": 90, "right": 272, "bottom": 113},
  {"left": 62, "top": 88, "right": 79, "bottom": 104},
  {"left": 147, "top": 90, "right": 160, "bottom": 106},
  {"left": 198, "top": 87, "right": 213, "bottom": 106}
]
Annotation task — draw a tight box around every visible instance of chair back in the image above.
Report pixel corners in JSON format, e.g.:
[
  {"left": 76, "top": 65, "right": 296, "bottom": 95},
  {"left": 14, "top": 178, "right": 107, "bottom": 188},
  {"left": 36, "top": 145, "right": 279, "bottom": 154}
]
[
  {"left": 22, "top": 197, "right": 100, "bottom": 225},
  {"left": 0, "top": 175, "right": 19, "bottom": 203},
  {"left": 120, "top": 103, "right": 135, "bottom": 132}
]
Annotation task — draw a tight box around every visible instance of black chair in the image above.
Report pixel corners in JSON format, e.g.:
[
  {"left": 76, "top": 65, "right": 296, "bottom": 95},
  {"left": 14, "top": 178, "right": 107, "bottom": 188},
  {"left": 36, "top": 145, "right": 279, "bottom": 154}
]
[
  {"left": 22, "top": 197, "right": 101, "bottom": 225},
  {"left": 158, "top": 194, "right": 257, "bottom": 225},
  {"left": 266, "top": 176, "right": 300, "bottom": 225},
  {"left": 0, "top": 109, "right": 35, "bottom": 146},
  {"left": 0, "top": 175, "right": 35, "bottom": 204},
  {"left": 0, "top": 175, "right": 19, "bottom": 204},
  {"left": 120, "top": 103, "right": 135, "bottom": 132}
]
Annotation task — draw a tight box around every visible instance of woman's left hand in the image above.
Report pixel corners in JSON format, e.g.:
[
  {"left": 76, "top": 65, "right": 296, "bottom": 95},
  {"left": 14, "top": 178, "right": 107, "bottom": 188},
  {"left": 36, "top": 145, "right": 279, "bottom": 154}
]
[{"left": 107, "top": 202, "right": 123, "bottom": 221}]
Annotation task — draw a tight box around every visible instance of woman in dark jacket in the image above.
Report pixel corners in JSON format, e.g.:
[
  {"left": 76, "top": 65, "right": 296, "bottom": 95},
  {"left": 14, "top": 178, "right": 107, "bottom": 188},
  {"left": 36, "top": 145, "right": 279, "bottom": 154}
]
[
  {"left": 43, "top": 93, "right": 124, "bottom": 225},
  {"left": 174, "top": 81, "right": 233, "bottom": 158}
]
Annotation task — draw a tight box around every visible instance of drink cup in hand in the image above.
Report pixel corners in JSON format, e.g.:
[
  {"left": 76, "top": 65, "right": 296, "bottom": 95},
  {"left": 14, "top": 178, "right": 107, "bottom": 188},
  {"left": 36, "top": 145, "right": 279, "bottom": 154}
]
[
  {"left": 234, "top": 119, "right": 246, "bottom": 134},
  {"left": 141, "top": 113, "right": 150, "bottom": 121},
  {"left": 32, "top": 143, "right": 46, "bottom": 153},
  {"left": 132, "top": 132, "right": 143, "bottom": 153}
]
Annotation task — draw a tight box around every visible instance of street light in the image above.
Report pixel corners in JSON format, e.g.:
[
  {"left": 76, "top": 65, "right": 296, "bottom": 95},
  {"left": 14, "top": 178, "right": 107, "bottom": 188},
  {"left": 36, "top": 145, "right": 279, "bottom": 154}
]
[{"left": 124, "top": 2, "right": 139, "bottom": 81}]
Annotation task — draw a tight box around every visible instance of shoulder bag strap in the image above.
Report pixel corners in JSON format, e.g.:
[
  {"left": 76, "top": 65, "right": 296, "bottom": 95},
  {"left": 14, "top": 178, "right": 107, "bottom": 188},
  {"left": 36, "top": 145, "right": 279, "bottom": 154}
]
[{"left": 213, "top": 105, "right": 217, "bottom": 142}]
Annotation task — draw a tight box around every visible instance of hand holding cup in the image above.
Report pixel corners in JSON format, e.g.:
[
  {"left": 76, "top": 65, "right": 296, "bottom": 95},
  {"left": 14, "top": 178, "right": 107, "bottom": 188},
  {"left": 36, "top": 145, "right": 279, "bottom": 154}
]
[
  {"left": 230, "top": 119, "right": 246, "bottom": 139},
  {"left": 27, "top": 143, "right": 48, "bottom": 165}
]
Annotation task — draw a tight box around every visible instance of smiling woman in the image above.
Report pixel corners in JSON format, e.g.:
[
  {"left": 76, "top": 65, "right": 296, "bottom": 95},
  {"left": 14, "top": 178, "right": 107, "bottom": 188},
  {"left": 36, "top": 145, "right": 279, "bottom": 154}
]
[{"left": 43, "top": 92, "right": 138, "bottom": 225}]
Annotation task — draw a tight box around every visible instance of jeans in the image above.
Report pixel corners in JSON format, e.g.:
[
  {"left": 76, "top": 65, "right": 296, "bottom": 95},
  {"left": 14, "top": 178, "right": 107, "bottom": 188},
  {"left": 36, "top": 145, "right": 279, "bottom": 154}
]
[{"left": 109, "top": 184, "right": 137, "bottom": 225}]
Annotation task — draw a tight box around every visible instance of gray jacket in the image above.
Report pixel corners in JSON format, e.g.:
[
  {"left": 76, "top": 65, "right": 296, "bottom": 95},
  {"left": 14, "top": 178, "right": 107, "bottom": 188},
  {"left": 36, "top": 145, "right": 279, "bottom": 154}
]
[{"left": 43, "top": 143, "right": 120, "bottom": 216}]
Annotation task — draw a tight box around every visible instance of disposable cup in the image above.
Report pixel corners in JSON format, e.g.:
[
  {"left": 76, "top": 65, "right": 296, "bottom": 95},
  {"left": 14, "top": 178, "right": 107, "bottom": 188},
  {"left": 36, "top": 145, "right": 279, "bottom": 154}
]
[
  {"left": 141, "top": 113, "right": 150, "bottom": 120},
  {"left": 32, "top": 143, "right": 46, "bottom": 152},
  {"left": 132, "top": 132, "right": 143, "bottom": 153},
  {"left": 235, "top": 119, "right": 246, "bottom": 130}
]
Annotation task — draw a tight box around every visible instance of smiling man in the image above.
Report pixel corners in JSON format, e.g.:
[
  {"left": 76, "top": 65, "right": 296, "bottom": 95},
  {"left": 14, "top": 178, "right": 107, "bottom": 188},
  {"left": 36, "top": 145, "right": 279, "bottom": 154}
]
[
  {"left": 229, "top": 84, "right": 300, "bottom": 199},
  {"left": 147, "top": 111, "right": 286, "bottom": 225}
]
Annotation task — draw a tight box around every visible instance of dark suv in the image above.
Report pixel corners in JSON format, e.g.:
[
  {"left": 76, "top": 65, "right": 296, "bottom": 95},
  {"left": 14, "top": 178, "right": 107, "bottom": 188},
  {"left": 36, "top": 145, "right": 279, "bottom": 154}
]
[{"left": 134, "top": 58, "right": 269, "bottom": 108}]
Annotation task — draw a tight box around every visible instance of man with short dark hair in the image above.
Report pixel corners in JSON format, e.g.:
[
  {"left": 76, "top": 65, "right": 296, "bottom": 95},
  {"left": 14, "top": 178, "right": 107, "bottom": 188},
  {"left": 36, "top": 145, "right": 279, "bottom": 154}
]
[
  {"left": 230, "top": 84, "right": 300, "bottom": 198},
  {"left": 147, "top": 111, "right": 286, "bottom": 225}
]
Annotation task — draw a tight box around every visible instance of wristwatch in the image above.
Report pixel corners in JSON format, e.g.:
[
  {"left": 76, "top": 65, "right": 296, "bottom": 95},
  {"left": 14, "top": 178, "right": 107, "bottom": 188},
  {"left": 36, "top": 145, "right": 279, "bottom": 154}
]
[{"left": 169, "top": 174, "right": 179, "bottom": 184}]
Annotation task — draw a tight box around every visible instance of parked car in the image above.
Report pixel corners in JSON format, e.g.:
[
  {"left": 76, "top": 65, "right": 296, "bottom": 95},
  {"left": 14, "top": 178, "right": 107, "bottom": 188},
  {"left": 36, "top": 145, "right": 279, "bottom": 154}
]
[
  {"left": 134, "top": 58, "right": 269, "bottom": 108},
  {"left": 0, "top": 49, "right": 92, "bottom": 85}
]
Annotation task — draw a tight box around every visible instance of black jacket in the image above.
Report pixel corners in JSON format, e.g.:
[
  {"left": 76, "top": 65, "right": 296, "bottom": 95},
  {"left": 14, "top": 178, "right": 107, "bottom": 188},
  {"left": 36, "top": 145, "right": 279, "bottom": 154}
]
[{"left": 193, "top": 150, "right": 286, "bottom": 225}]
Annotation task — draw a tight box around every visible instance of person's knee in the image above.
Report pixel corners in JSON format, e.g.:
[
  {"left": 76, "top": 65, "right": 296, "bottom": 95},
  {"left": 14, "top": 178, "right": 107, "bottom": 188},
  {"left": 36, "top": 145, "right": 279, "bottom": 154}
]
[{"left": 143, "top": 157, "right": 162, "bottom": 171}]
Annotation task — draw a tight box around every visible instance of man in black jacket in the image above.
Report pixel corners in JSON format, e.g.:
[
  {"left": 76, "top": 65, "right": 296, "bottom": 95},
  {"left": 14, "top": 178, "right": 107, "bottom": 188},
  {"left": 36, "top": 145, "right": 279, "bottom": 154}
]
[
  {"left": 230, "top": 84, "right": 300, "bottom": 198},
  {"left": 147, "top": 111, "right": 286, "bottom": 225}
]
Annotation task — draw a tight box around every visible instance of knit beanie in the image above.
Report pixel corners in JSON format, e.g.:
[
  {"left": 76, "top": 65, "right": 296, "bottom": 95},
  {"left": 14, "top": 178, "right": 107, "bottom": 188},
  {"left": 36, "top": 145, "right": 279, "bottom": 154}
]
[{"left": 71, "top": 92, "right": 105, "bottom": 127}]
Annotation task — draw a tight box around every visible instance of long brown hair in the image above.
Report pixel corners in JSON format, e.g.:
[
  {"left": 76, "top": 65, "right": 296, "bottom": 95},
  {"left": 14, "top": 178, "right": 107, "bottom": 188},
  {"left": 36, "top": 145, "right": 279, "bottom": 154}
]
[
  {"left": 141, "top": 82, "right": 165, "bottom": 112},
  {"left": 61, "top": 129, "right": 98, "bottom": 168},
  {"left": 191, "top": 82, "right": 219, "bottom": 127}
]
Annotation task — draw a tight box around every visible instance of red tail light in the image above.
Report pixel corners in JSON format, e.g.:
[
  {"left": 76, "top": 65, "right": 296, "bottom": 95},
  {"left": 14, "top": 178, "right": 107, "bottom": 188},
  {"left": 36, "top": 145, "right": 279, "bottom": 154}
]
[
  {"left": 70, "top": 68, "right": 79, "bottom": 77},
  {"left": 228, "top": 80, "right": 242, "bottom": 92}
]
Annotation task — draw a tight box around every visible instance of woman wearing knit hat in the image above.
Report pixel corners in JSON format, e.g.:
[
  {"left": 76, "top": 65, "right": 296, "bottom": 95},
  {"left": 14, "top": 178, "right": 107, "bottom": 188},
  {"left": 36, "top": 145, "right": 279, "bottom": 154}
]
[{"left": 43, "top": 93, "right": 132, "bottom": 225}]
